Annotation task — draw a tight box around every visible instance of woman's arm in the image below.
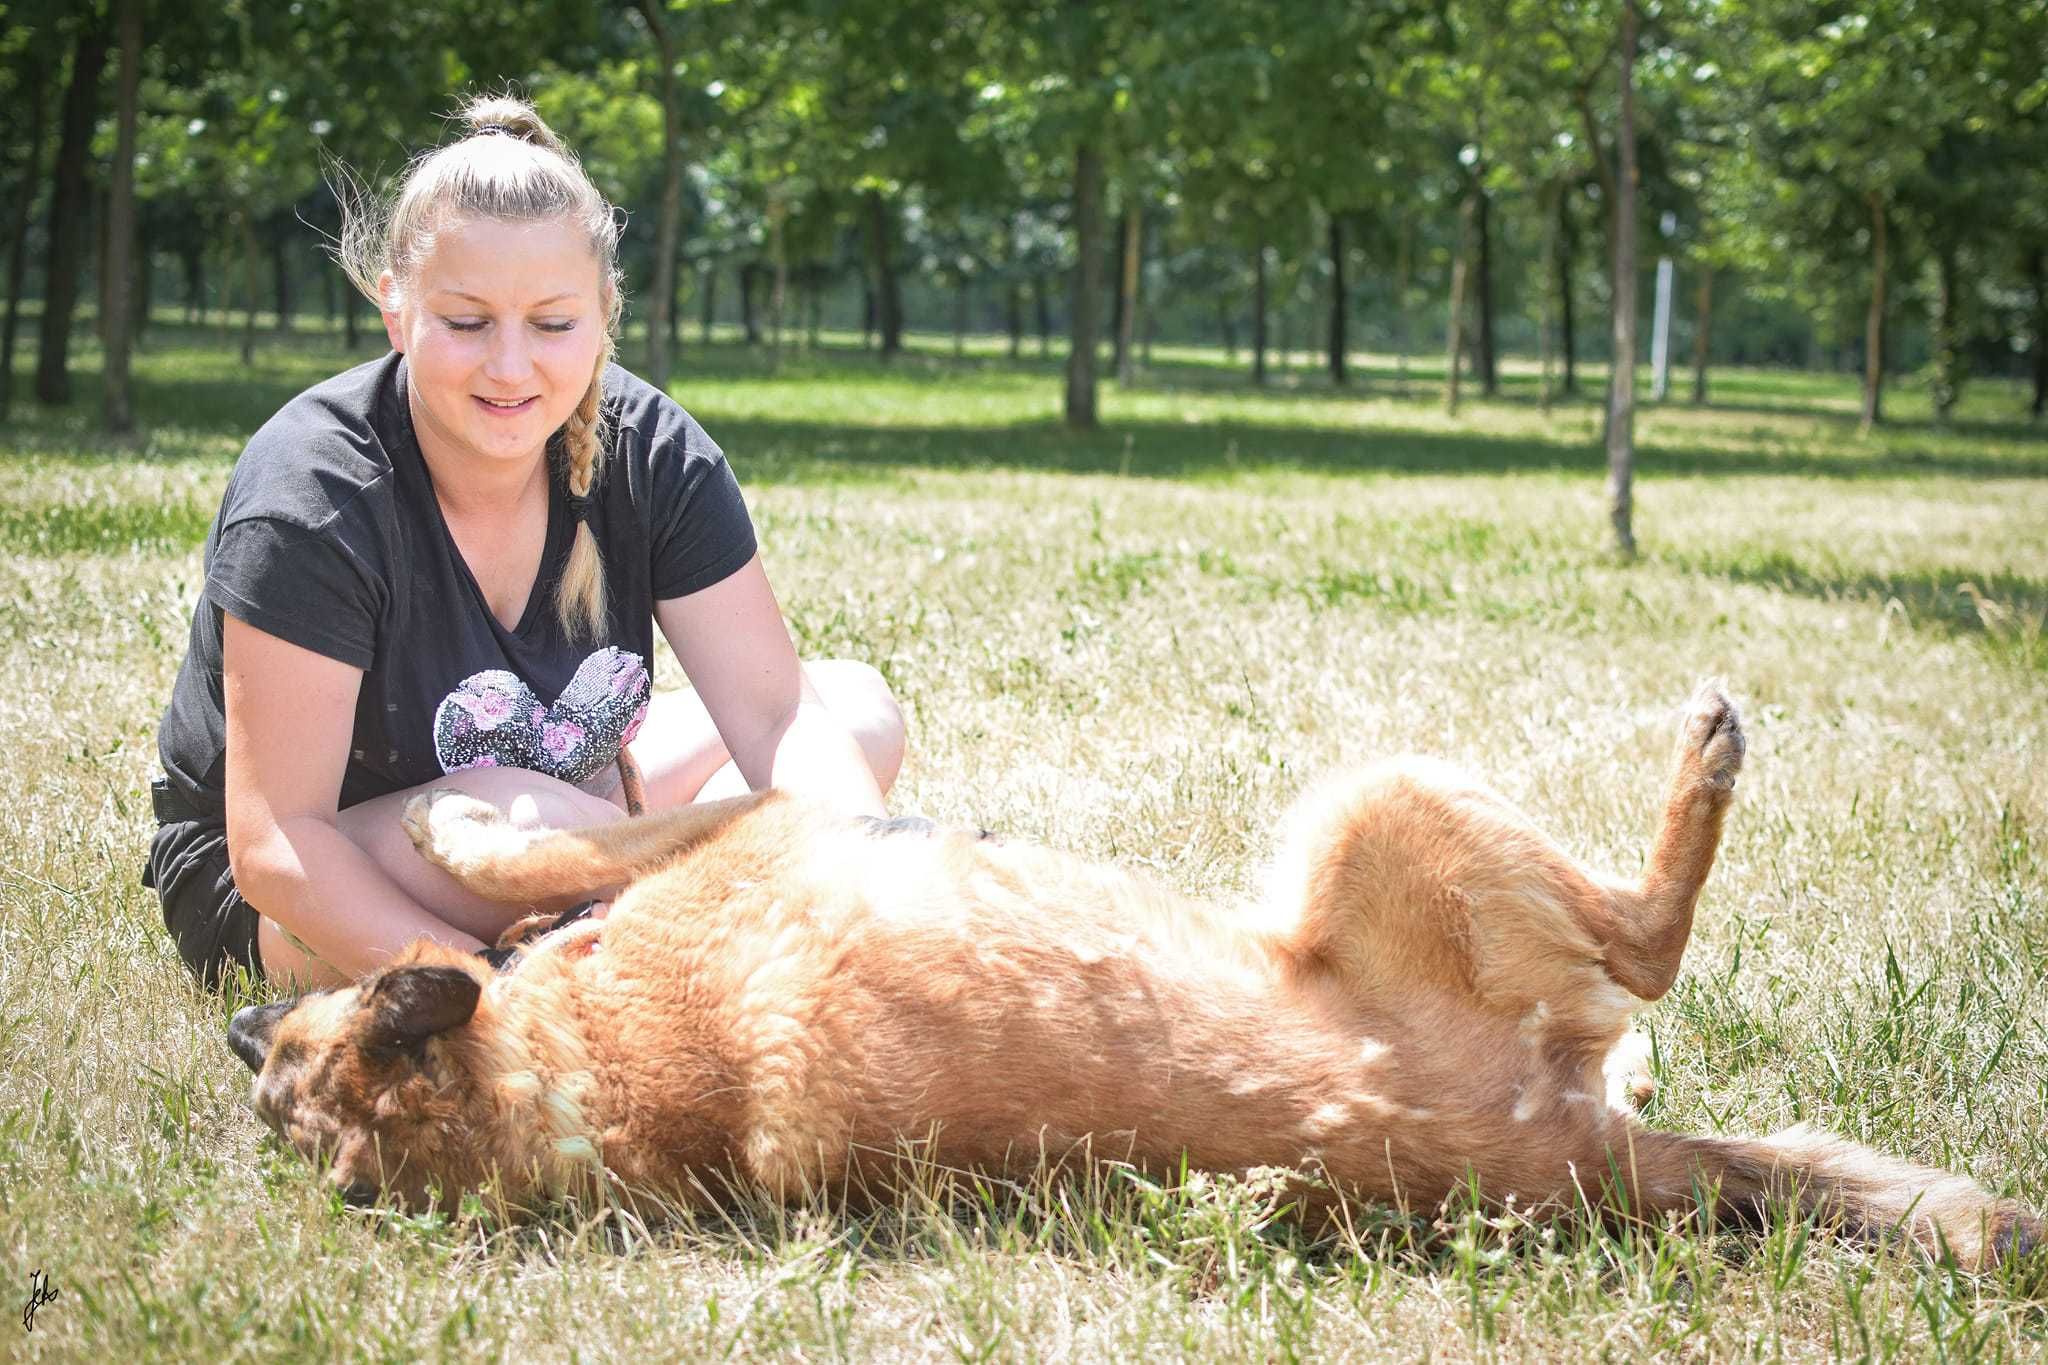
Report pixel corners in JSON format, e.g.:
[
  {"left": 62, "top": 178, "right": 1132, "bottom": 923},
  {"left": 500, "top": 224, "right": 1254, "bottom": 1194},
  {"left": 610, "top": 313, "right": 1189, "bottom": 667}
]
[
  {"left": 654, "top": 553, "right": 887, "bottom": 817},
  {"left": 222, "top": 613, "right": 490, "bottom": 979}
]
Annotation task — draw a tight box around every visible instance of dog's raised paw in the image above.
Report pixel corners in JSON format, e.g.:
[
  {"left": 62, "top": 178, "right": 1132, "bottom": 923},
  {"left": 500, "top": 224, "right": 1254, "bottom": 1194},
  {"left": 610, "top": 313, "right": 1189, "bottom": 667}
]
[
  {"left": 1679, "top": 684, "right": 1745, "bottom": 791},
  {"left": 402, "top": 789, "right": 508, "bottom": 869}
]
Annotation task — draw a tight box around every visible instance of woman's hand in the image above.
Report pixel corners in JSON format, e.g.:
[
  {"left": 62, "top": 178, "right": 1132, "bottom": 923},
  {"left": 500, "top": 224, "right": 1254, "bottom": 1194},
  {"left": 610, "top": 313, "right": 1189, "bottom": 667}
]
[{"left": 654, "top": 553, "right": 887, "bottom": 817}]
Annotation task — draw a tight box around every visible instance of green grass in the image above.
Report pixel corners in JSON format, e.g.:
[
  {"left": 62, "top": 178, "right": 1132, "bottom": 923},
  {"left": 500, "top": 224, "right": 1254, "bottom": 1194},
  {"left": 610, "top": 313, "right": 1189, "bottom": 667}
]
[{"left": 3, "top": 324, "right": 2046, "bottom": 1360}]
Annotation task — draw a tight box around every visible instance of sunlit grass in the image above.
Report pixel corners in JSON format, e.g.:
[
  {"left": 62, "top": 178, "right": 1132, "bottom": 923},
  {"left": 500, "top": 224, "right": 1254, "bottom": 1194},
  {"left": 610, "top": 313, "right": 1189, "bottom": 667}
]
[{"left": 2, "top": 327, "right": 2045, "bottom": 1359}]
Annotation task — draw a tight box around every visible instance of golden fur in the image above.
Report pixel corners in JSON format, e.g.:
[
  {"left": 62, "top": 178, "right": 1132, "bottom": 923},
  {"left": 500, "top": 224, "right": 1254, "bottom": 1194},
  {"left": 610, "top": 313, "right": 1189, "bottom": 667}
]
[{"left": 229, "top": 687, "right": 2042, "bottom": 1269}]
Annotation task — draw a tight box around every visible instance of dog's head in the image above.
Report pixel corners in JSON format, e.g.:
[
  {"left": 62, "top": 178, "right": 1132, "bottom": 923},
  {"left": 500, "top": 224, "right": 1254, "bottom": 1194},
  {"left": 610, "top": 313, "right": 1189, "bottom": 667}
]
[{"left": 228, "top": 943, "right": 499, "bottom": 1209}]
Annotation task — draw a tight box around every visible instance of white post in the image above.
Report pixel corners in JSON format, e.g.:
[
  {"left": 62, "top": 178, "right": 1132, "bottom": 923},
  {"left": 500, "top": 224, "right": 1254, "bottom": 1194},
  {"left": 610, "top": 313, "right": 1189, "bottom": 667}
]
[{"left": 1651, "top": 211, "right": 1676, "bottom": 402}]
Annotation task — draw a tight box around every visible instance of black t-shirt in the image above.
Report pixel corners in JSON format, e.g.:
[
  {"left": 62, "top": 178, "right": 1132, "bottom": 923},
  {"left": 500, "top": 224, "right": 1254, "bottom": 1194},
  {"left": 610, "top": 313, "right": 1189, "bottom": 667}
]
[{"left": 156, "top": 352, "right": 757, "bottom": 820}]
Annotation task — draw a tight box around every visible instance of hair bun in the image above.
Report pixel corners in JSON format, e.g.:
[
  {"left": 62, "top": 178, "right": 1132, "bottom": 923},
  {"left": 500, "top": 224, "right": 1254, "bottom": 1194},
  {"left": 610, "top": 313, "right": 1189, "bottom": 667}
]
[{"left": 457, "top": 95, "right": 566, "bottom": 158}]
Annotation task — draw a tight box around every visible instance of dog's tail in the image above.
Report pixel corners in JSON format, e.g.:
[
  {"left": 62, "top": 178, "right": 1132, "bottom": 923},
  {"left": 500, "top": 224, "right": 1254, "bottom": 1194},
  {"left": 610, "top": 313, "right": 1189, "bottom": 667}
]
[
  {"left": 404, "top": 789, "right": 778, "bottom": 904},
  {"left": 1621, "top": 1124, "right": 2042, "bottom": 1272}
]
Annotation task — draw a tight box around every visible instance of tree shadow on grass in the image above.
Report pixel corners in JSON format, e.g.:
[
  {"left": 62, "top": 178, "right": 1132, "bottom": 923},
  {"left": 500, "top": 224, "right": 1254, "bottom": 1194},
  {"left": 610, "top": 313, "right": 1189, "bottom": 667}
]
[
  {"left": 717, "top": 414, "right": 2048, "bottom": 484},
  {"left": 9, "top": 341, "right": 2046, "bottom": 483},
  {"left": 1672, "top": 548, "right": 2048, "bottom": 669}
]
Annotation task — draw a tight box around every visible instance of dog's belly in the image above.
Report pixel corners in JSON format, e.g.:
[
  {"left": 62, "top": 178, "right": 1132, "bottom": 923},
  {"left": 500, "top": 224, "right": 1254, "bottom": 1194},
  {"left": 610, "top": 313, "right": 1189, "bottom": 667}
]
[{"left": 758, "top": 841, "right": 1497, "bottom": 1197}]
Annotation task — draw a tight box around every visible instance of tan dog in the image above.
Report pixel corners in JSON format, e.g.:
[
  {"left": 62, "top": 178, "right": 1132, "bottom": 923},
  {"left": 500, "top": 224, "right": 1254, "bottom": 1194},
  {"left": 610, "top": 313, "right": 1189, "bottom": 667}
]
[{"left": 228, "top": 687, "right": 2041, "bottom": 1269}]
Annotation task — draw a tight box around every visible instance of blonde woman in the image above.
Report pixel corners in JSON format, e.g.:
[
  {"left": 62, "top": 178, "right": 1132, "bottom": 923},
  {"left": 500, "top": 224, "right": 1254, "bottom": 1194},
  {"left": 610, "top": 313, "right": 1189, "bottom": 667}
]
[{"left": 146, "top": 97, "right": 902, "bottom": 989}]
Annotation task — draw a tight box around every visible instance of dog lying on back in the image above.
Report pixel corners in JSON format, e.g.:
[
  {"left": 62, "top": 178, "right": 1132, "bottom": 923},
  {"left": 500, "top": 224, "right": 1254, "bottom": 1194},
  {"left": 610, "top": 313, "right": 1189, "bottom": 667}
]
[{"left": 228, "top": 687, "right": 2042, "bottom": 1269}]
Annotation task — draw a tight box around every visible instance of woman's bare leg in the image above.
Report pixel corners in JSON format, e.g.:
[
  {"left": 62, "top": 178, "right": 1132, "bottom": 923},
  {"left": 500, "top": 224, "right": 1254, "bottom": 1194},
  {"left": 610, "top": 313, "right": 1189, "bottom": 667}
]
[{"left": 624, "top": 658, "right": 906, "bottom": 808}]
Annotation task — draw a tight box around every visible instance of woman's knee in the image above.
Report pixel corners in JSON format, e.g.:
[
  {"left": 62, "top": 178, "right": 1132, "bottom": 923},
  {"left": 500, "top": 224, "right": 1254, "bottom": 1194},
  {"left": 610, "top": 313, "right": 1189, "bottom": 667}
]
[
  {"left": 404, "top": 766, "right": 627, "bottom": 832},
  {"left": 804, "top": 658, "right": 905, "bottom": 789}
]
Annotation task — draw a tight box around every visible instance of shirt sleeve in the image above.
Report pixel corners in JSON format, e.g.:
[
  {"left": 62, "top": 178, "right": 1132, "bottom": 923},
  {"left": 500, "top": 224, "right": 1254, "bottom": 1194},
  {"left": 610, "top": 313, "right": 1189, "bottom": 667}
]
[
  {"left": 205, "top": 516, "right": 382, "bottom": 669},
  {"left": 646, "top": 429, "right": 760, "bottom": 601}
]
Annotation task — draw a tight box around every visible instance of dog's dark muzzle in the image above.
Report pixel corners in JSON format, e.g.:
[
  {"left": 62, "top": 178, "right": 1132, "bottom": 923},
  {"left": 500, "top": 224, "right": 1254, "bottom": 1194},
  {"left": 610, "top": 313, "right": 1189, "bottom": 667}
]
[{"left": 228, "top": 1001, "right": 295, "bottom": 1072}]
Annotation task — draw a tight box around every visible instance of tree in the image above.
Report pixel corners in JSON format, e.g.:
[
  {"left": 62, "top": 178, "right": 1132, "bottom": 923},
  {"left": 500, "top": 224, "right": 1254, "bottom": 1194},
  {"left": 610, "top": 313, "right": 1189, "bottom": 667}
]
[
  {"left": 0, "top": 17, "right": 59, "bottom": 423},
  {"left": 1605, "top": 0, "right": 1641, "bottom": 557},
  {"left": 100, "top": 0, "right": 142, "bottom": 432},
  {"left": 33, "top": 11, "right": 109, "bottom": 406}
]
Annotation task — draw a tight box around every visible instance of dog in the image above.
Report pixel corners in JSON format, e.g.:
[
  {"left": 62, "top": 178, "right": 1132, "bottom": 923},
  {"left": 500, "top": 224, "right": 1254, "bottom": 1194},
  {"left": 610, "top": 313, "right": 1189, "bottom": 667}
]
[{"left": 228, "top": 686, "right": 2042, "bottom": 1269}]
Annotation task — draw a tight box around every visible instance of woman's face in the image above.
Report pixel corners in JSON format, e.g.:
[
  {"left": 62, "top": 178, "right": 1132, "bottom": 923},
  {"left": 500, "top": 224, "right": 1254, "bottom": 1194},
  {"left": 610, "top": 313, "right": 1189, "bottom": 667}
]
[{"left": 381, "top": 217, "right": 607, "bottom": 476}]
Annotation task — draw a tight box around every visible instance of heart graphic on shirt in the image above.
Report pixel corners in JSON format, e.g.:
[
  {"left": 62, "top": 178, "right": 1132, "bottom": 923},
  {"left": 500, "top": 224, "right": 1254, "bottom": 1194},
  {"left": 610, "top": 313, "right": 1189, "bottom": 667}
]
[{"left": 432, "top": 646, "right": 651, "bottom": 785}]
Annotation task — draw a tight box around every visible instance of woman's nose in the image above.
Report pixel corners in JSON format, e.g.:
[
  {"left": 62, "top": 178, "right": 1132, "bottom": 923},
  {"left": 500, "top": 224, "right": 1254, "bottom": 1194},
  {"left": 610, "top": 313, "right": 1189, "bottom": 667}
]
[{"left": 483, "top": 326, "right": 533, "bottom": 382}]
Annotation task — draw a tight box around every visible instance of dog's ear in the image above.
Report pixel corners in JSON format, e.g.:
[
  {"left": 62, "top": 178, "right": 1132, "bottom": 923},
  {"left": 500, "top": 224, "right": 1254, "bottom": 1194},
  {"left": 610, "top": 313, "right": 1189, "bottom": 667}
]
[{"left": 362, "top": 964, "right": 482, "bottom": 1056}]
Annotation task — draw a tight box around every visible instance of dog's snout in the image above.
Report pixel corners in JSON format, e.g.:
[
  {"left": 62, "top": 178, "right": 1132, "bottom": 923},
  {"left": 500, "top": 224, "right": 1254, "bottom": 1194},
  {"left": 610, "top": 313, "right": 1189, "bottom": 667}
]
[
  {"left": 228, "top": 1001, "right": 295, "bottom": 1073},
  {"left": 339, "top": 1180, "right": 381, "bottom": 1209}
]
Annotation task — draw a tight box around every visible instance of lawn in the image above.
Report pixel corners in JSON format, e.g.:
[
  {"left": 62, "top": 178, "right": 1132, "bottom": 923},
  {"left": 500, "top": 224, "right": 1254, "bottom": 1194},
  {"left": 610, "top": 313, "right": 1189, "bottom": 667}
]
[{"left": 2, "top": 324, "right": 2044, "bottom": 1360}]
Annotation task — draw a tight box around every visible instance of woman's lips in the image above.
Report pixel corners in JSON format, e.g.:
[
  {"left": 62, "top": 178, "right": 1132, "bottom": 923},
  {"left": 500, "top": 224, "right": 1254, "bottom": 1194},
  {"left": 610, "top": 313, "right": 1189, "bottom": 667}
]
[{"left": 474, "top": 394, "right": 538, "bottom": 416}]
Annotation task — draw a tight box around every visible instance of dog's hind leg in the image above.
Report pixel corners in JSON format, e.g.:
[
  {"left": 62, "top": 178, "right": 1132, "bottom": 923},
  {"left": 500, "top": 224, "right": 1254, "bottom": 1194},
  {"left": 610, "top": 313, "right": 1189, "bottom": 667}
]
[
  {"left": 402, "top": 788, "right": 776, "bottom": 904},
  {"left": 1577, "top": 684, "right": 1745, "bottom": 1002}
]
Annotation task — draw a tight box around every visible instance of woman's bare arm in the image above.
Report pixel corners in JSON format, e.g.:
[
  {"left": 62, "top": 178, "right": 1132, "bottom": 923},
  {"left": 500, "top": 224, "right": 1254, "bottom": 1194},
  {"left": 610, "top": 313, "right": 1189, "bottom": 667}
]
[
  {"left": 654, "top": 553, "right": 886, "bottom": 816},
  {"left": 222, "top": 614, "right": 490, "bottom": 979}
]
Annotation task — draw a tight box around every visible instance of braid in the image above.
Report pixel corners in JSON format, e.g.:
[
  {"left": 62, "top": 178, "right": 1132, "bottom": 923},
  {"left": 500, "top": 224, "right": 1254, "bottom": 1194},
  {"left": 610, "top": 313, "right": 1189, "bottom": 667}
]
[{"left": 552, "top": 344, "right": 610, "bottom": 640}]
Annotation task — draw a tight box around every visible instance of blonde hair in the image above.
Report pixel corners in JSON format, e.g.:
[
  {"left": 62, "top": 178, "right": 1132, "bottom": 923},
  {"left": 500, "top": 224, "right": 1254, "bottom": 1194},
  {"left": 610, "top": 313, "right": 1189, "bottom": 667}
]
[{"left": 336, "top": 94, "right": 623, "bottom": 641}]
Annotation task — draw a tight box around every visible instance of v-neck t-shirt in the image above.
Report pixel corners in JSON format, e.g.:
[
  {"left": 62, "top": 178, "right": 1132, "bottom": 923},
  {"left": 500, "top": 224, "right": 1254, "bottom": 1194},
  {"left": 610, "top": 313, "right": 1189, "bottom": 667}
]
[{"left": 154, "top": 351, "right": 758, "bottom": 819}]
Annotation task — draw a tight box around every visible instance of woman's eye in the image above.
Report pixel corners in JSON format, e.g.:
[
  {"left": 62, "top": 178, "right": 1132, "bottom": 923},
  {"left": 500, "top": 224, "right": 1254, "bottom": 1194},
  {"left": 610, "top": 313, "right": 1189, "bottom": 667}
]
[
  {"left": 535, "top": 321, "right": 577, "bottom": 334},
  {"left": 444, "top": 318, "right": 487, "bottom": 334}
]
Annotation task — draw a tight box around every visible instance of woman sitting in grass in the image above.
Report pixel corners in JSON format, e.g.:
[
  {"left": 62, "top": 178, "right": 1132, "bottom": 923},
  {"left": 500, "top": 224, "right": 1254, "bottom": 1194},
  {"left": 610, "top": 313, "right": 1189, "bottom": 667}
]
[{"left": 144, "top": 95, "right": 902, "bottom": 990}]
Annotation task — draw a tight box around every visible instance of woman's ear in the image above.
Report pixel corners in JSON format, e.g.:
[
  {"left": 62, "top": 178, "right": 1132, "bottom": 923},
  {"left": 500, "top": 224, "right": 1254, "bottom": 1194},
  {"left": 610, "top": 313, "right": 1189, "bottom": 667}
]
[{"left": 378, "top": 270, "right": 407, "bottom": 353}]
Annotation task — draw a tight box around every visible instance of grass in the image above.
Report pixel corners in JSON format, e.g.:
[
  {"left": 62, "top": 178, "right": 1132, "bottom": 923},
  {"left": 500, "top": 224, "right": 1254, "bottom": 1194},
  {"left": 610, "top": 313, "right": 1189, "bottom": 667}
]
[{"left": 3, "top": 322, "right": 2046, "bottom": 1360}]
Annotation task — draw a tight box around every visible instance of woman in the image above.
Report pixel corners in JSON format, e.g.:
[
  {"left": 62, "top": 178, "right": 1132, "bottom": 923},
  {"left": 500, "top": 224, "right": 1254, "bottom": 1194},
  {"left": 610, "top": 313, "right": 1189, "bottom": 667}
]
[{"left": 146, "top": 96, "right": 902, "bottom": 990}]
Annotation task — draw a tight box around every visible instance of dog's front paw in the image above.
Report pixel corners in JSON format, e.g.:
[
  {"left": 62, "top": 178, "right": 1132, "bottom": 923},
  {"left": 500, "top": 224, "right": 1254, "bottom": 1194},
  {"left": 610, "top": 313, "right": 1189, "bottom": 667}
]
[
  {"left": 1677, "top": 683, "right": 1744, "bottom": 792},
  {"left": 402, "top": 789, "right": 516, "bottom": 874}
]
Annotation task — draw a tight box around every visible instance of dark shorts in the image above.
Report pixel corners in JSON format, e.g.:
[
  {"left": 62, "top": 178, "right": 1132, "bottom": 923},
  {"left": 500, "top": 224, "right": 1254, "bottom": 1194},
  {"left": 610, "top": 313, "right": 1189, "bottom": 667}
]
[{"left": 143, "top": 783, "right": 263, "bottom": 989}]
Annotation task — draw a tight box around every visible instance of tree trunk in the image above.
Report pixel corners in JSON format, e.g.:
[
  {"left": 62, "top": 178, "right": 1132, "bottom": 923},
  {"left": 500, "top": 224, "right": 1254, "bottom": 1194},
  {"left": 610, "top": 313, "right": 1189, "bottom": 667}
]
[
  {"left": 240, "top": 210, "right": 261, "bottom": 366},
  {"left": 1929, "top": 238, "right": 1961, "bottom": 425},
  {"left": 637, "top": 0, "right": 683, "bottom": 391},
  {"left": 101, "top": 0, "right": 143, "bottom": 432},
  {"left": 1218, "top": 298, "right": 1236, "bottom": 361},
  {"left": 95, "top": 182, "right": 110, "bottom": 342},
  {"left": 702, "top": 262, "right": 717, "bottom": 345},
  {"left": 1006, "top": 280, "right": 1022, "bottom": 359},
  {"left": 2029, "top": 245, "right": 2046, "bottom": 420},
  {"left": 0, "top": 63, "right": 50, "bottom": 422},
  {"left": 952, "top": 276, "right": 967, "bottom": 358},
  {"left": 1860, "top": 190, "right": 1887, "bottom": 433},
  {"left": 1476, "top": 185, "right": 1497, "bottom": 396},
  {"left": 1109, "top": 209, "right": 1128, "bottom": 377},
  {"left": 1394, "top": 215, "right": 1411, "bottom": 397},
  {"left": 1251, "top": 237, "right": 1268, "bottom": 386},
  {"left": 134, "top": 220, "right": 152, "bottom": 344},
  {"left": 1692, "top": 266, "right": 1713, "bottom": 405},
  {"left": 181, "top": 247, "right": 201, "bottom": 323},
  {"left": 1559, "top": 189, "right": 1578, "bottom": 395},
  {"left": 1116, "top": 202, "right": 1140, "bottom": 386},
  {"left": 1539, "top": 183, "right": 1558, "bottom": 413},
  {"left": 738, "top": 262, "right": 761, "bottom": 345},
  {"left": 1605, "top": 0, "right": 1641, "bottom": 558},
  {"left": 769, "top": 201, "right": 788, "bottom": 362},
  {"left": 1065, "top": 139, "right": 1104, "bottom": 429},
  {"left": 35, "top": 22, "right": 111, "bottom": 405},
  {"left": 1034, "top": 273, "right": 1050, "bottom": 357},
  {"left": 1445, "top": 192, "right": 1475, "bottom": 416},
  {"left": 1327, "top": 216, "right": 1348, "bottom": 386},
  {"left": 865, "top": 192, "right": 902, "bottom": 359},
  {"left": 271, "top": 228, "right": 292, "bottom": 336},
  {"left": 670, "top": 256, "right": 683, "bottom": 348}
]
